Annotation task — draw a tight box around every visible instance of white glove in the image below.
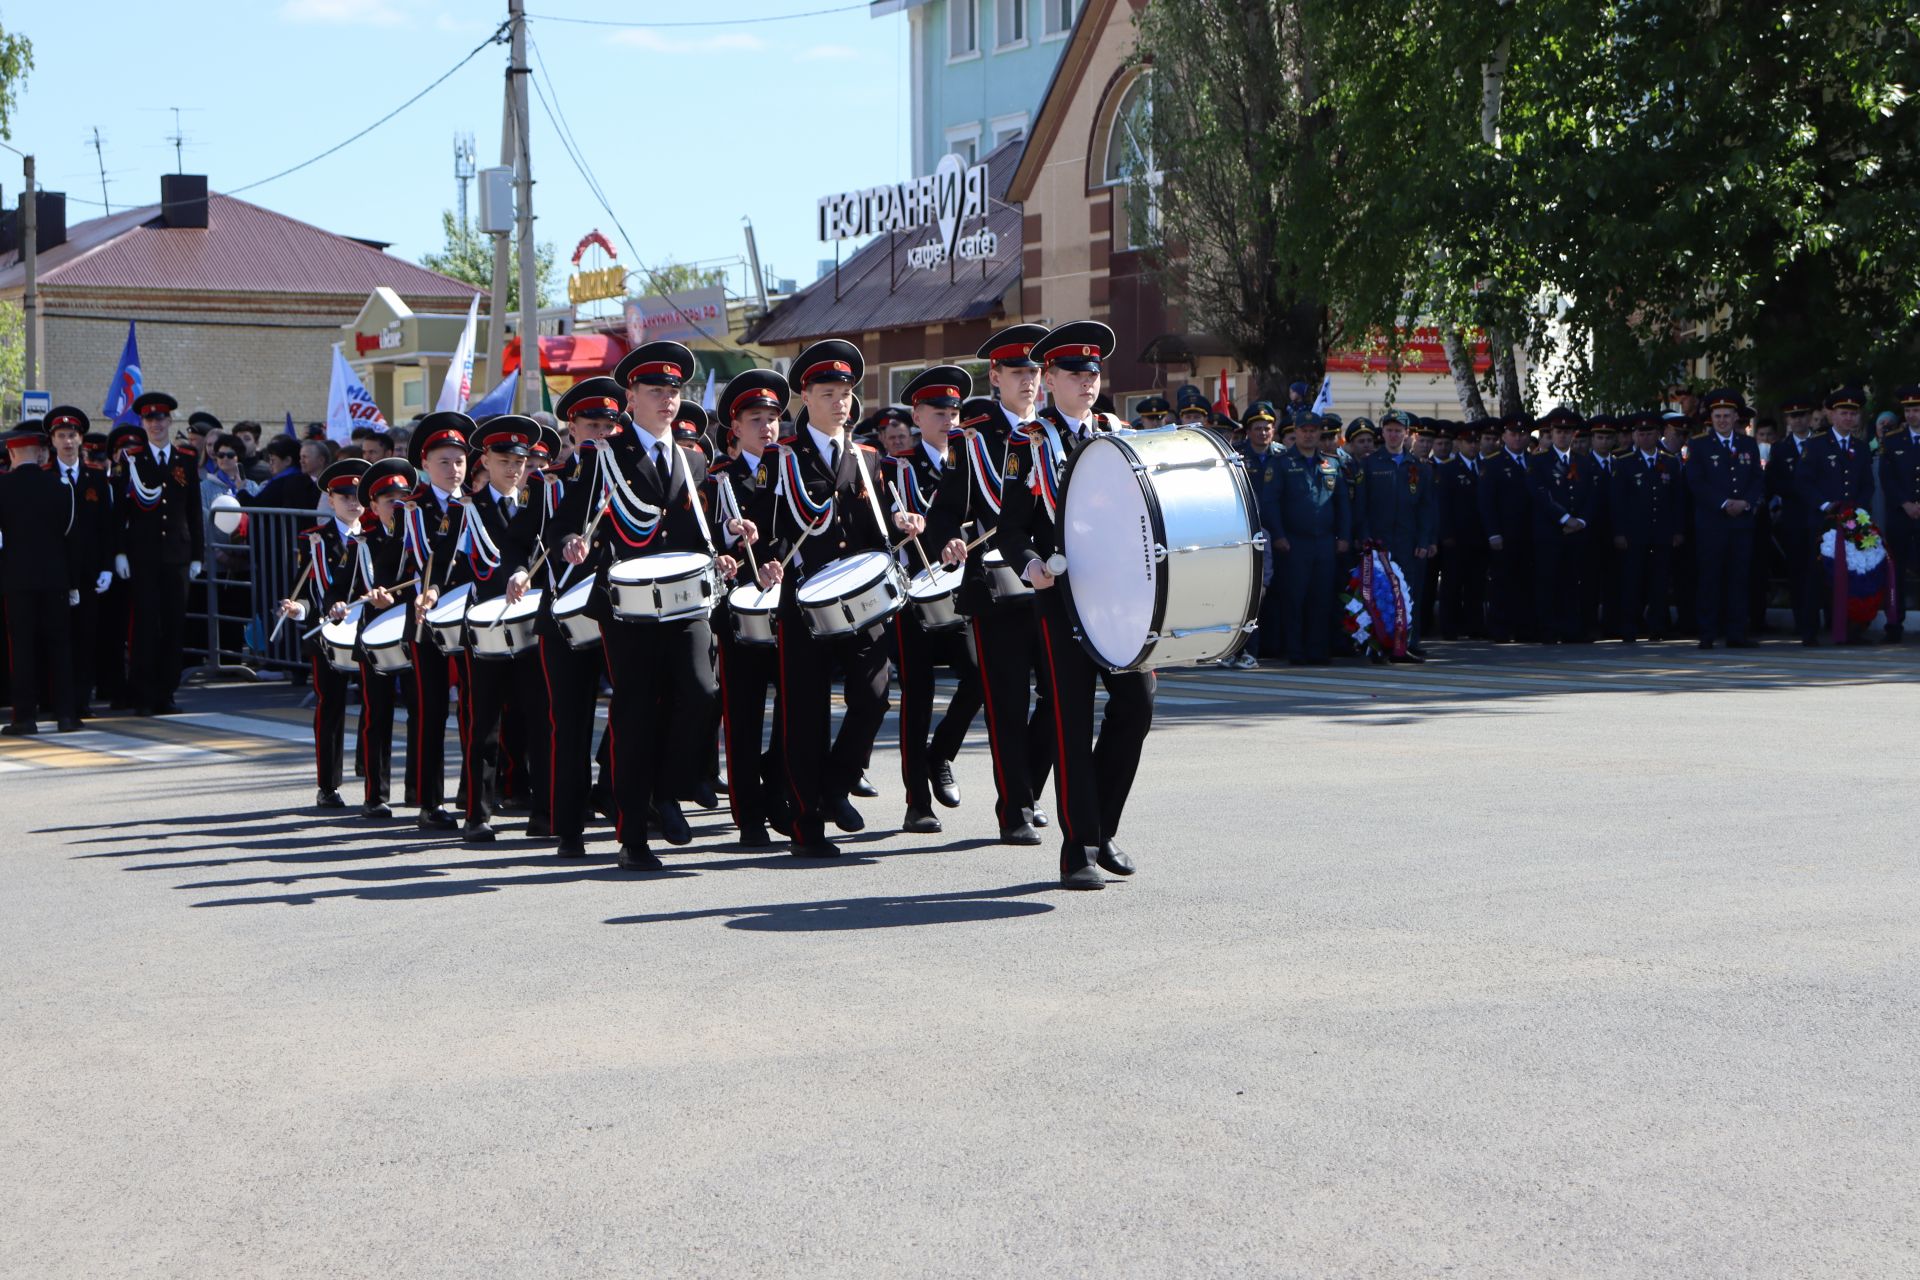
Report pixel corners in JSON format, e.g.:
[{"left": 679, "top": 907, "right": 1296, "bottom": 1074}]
[
  {"left": 68, "top": 589, "right": 80, "bottom": 607},
  {"left": 189, "top": 560, "right": 203, "bottom": 580},
  {"left": 94, "top": 571, "right": 111, "bottom": 595},
  {"left": 114, "top": 554, "right": 131, "bottom": 580}
]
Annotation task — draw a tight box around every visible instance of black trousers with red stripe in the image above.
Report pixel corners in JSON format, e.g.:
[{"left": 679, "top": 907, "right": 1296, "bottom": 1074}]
[
  {"left": 775, "top": 608, "right": 891, "bottom": 845},
  {"left": 457, "top": 648, "right": 548, "bottom": 826},
  {"left": 602, "top": 616, "right": 717, "bottom": 849},
  {"left": 970, "top": 604, "right": 1056, "bottom": 830},
  {"left": 310, "top": 653, "right": 351, "bottom": 793},
  {"left": 404, "top": 638, "right": 454, "bottom": 812},
  {"left": 716, "top": 624, "right": 783, "bottom": 832},
  {"left": 1030, "top": 589, "right": 1154, "bottom": 855},
  {"left": 356, "top": 660, "right": 397, "bottom": 806},
  {"left": 536, "top": 627, "right": 604, "bottom": 841},
  {"left": 892, "top": 613, "right": 982, "bottom": 810}
]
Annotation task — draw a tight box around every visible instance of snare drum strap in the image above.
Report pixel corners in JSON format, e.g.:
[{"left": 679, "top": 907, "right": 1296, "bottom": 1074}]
[{"left": 674, "top": 441, "right": 717, "bottom": 555}]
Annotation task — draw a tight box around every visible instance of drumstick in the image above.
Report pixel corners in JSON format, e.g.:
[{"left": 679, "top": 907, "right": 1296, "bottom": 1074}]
[
  {"left": 268, "top": 558, "right": 317, "bottom": 642},
  {"left": 886, "top": 479, "right": 933, "bottom": 573},
  {"left": 554, "top": 498, "right": 612, "bottom": 595},
  {"left": 725, "top": 474, "right": 759, "bottom": 583},
  {"left": 413, "top": 545, "right": 435, "bottom": 643}
]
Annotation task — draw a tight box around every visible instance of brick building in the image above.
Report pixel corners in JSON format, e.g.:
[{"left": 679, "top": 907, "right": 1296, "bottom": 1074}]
[{"left": 0, "top": 176, "right": 482, "bottom": 425}]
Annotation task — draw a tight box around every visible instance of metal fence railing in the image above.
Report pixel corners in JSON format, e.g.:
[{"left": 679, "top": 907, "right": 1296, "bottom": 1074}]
[{"left": 184, "top": 504, "right": 325, "bottom": 682}]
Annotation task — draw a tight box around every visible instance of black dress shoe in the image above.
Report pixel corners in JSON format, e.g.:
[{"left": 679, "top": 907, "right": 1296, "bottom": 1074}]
[
  {"left": 1096, "top": 840, "right": 1136, "bottom": 876},
  {"left": 462, "top": 821, "right": 497, "bottom": 844},
  {"left": 688, "top": 781, "right": 720, "bottom": 809},
  {"left": 850, "top": 772, "right": 878, "bottom": 799},
  {"left": 1883, "top": 631, "right": 1905, "bottom": 644},
  {"left": 1030, "top": 806, "right": 1049, "bottom": 828},
  {"left": 1697, "top": 638, "right": 1716, "bottom": 649},
  {"left": 526, "top": 813, "right": 552, "bottom": 839},
  {"left": 316, "top": 788, "right": 346, "bottom": 809},
  {"left": 416, "top": 807, "right": 457, "bottom": 831},
  {"left": 655, "top": 800, "right": 693, "bottom": 846},
  {"left": 902, "top": 803, "right": 943, "bottom": 834},
  {"left": 1727, "top": 638, "right": 1758, "bottom": 649},
  {"left": 713, "top": 776, "right": 730, "bottom": 796},
  {"left": 829, "top": 795, "right": 866, "bottom": 832},
  {"left": 1, "top": 722, "right": 38, "bottom": 736},
  {"left": 363, "top": 801, "right": 393, "bottom": 819},
  {"left": 616, "top": 845, "right": 663, "bottom": 870},
  {"left": 54, "top": 718, "right": 81, "bottom": 733},
  {"left": 1406, "top": 644, "right": 1429, "bottom": 658},
  {"left": 1059, "top": 843, "right": 1104, "bottom": 890},
  {"left": 790, "top": 835, "right": 842, "bottom": 858},
  {"left": 999, "top": 821, "right": 1043, "bottom": 846},
  {"left": 737, "top": 823, "right": 773, "bottom": 848},
  {"left": 556, "top": 835, "right": 587, "bottom": 857},
  {"left": 929, "top": 758, "right": 961, "bottom": 808}
]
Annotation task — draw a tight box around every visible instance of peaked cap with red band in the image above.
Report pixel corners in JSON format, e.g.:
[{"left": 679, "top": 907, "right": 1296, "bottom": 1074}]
[
  {"left": 792, "top": 338, "right": 864, "bottom": 388},
  {"left": 720, "top": 368, "right": 790, "bottom": 429},
  {"left": 318, "top": 456, "right": 371, "bottom": 495},
  {"left": 472, "top": 415, "right": 541, "bottom": 457},
  {"left": 1032, "top": 320, "right": 1115, "bottom": 373},
  {"left": 46, "top": 405, "right": 90, "bottom": 434},
  {"left": 615, "top": 341, "right": 695, "bottom": 389},
  {"left": 557, "top": 376, "right": 626, "bottom": 422},
  {"left": 408, "top": 411, "right": 476, "bottom": 467},
  {"left": 976, "top": 322, "right": 1048, "bottom": 368},
  {"left": 902, "top": 364, "right": 973, "bottom": 409},
  {"left": 358, "top": 458, "right": 417, "bottom": 506}
]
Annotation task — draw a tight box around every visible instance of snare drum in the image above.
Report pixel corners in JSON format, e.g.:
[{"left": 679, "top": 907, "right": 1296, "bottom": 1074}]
[
  {"left": 982, "top": 548, "right": 1034, "bottom": 603},
  {"left": 794, "top": 551, "right": 907, "bottom": 638},
  {"left": 360, "top": 603, "right": 412, "bottom": 675},
  {"left": 727, "top": 582, "right": 781, "bottom": 647},
  {"left": 425, "top": 582, "right": 475, "bottom": 654},
  {"left": 608, "top": 551, "right": 718, "bottom": 623},
  {"left": 906, "top": 562, "right": 965, "bottom": 631},
  {"left": 467, "top": 591, "right": 542, "bottom": 659},
  {"left": 1059, "top": 425, "right": 1262, "bottom": 671},
  {"left": 551, "top": 577, "right": 601, "bottom": 650},
  {"left": 318, "top": 602, "right": 364, "bottom": 673}
]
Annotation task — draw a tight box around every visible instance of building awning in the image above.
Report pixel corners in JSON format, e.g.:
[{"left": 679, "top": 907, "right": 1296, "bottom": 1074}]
[{"left": 502, "top": 332, "right": 629, "bottom": 377}]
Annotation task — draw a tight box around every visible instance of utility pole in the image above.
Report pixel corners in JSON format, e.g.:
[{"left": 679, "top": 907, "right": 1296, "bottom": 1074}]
[
  {"left": 483, "top": 78, "right": 513, "bottom": 401},
  {"left": 22, "top": 154, "right": 37, "bottom": 393},
  {"left": 509, "top": 0, "right": 539, "bottom": 415},
  {"left": 90, "top": 128, "right": 111, "bottom": 212}
]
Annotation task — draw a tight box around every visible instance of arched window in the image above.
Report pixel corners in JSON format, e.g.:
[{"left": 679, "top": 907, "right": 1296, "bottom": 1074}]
[{"left": 1101, "top": 73, "right": 1160, "bottom": 251}]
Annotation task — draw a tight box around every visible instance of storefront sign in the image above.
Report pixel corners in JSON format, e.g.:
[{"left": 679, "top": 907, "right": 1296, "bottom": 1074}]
[
  {"left": 353, "top": 326, "right": 403, "bottom": 356},
  {"left": 1326, "top": 325, "right": 1492, "bottom": 374},
  {"left": 622, "top": 286, "right": 729, "bottom": 347},
  {"left": 568, "top": 266, "right": 627, "bottom": 305},
  {"left": 818, "top": 152, "right": 990, "bottom": 268},
  {"left": 904, "top": 227, "right": 1000, "bottom": 272}
]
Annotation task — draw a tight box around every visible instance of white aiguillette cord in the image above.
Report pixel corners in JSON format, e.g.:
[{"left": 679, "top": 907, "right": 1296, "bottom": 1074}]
[{"left": 849, "top": 441, "right": 890, "bottom": 547}]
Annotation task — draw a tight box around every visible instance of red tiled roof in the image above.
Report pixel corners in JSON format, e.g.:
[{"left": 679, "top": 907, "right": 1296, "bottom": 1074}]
[{"left": 0, "top": 193, "right": 482, "bottom": 301}]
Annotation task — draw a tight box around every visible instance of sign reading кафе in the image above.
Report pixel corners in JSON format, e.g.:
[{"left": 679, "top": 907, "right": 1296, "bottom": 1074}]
[{"left": 817, "top": 153, "right": 996, "bottom": 272}]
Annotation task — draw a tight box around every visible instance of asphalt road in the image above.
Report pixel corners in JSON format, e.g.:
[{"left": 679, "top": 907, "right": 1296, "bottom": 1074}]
[{"left": 3, "top": 646, "right": 1916, "bottom": 1278}]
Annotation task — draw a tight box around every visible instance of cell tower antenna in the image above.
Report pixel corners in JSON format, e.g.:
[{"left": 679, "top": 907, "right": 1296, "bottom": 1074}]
[
  {"left": 90, "top": 127, "right": 111, "bottom": 212},
  {"left": 167, "top": 107, "right": 187, "bottom": 174},
  {"left": 454, "top": 132, "right": 477, "bottom": 231}
]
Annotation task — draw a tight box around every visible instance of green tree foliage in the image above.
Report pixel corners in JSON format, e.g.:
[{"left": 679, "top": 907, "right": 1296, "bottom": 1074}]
[
  {"left": 418, "top": 210, "right": 556, "bottom": 310},
  {"left": 636, "top": 260, "right": 728, "bottom": 296},
  {"left": 0, "top": 300, "right": 23, "bottom": 415},
  {"left": 0, "top": 22, "right": 31, "bottom": 140}
]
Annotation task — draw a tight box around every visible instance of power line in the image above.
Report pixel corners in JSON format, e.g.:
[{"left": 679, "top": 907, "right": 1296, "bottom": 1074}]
[
  {"left": 224, "top": 23, "right": 510, "bottom": 197},
  {"left": 526, "top": 4, "right": 862, "bottom": 28}
]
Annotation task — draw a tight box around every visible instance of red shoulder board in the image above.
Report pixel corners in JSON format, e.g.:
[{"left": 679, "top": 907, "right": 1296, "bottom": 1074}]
[
  {"left": 299, "top": 522, "right": 326, "bottom": 537},
  {"left": 888, "top": 449, "right": 916, "bottom": 460},
  {"left": 857, "top": 443, "right": 881, "bottom": 456},
  {"left": 777, "top": 433, "right": 800, "bottom": 447}
]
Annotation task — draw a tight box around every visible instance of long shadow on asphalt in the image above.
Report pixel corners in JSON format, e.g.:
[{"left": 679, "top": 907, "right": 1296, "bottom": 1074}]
[{"left": 603, "top": 882, "right": 1059, "bottom": 931}]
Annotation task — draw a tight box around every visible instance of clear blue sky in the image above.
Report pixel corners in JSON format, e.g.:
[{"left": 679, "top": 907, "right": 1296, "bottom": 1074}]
[{"left": 5, "top": 0, "right": 910, "bottom": 299}]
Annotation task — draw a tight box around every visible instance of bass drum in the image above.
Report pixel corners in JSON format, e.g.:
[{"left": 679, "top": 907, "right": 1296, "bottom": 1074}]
[
  {"left": 318, "top": 602, "right": 364, "bottom": 673},
  {"left": 551, "top": 577, "right": 602, "bottom": 650},
  {"left": 794, "top": 550, "right": 907, "bottom": 639},
  {"left": 426, "top": 582, "right": 475, "bottom": 654},
  {"left": 359, "top": 603, "right": 413, "bottom": 675},
  {"left": 1058, "top": 425, "right": 1262, "bottom": 671}
]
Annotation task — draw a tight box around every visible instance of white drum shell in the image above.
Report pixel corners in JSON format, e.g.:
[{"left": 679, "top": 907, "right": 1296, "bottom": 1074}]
[
  {"left": 318, "top": 603, "right": 364, "bottom": 673},
  {"left": 426, "top": 582, "right": 475, "bottom": 654},
  {"left": 906, "top": 563, "right": 965, "bottom": 631},
  {"left": 1060, "top": 426, "right": 1261, "bottom": 671},
  {"left": 794, "top": 551, "right": 907, "bottom": 638},
  {"left": 551, "top": 578, "right": 602, "bottom": 650},
  {"left": 360, "top": 603, "right": 413, "bottom": 675},
  {"left": 467, "top": 591, "right": 541, "bottom": 659},
  {"left": 608, "top": 552, "right": 718, "bottom": 623},
  {"left": 727, "top": 582, "right": 781, "bottom": 647},
  {"left": 982, "top": 548, "right": 1033, "bottom": 603}
]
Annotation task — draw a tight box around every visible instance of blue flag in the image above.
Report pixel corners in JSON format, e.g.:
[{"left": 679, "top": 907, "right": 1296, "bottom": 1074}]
[
  {"left": 467, "top": 370, "right": 519, "bottom": 419},
  {"left": 284, "top": 411, "right": 296, "bottom": 438},
  {"left": 102, "top": 320, "right": 143, "bottom": 425}
]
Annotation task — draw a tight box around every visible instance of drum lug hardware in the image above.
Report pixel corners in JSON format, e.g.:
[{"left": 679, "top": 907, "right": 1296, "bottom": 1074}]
[
  {"left": 1151, "top": 544, "right": 1168, "bottom": 564},
  {"left": 1165, "top": 623, "right": 1239, "bottom": 640},
  {"left": 1252, "top": 532, "right": 1269, "bottom": 551}
]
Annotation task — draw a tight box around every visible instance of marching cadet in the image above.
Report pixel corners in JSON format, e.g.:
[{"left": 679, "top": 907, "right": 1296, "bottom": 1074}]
[
  {"left": 45, "top": 407, "right": 116, "bottom": 723},
  {"left": 749, "top": 339, "right": 916, "bottom": 859},
  {"left": 1479, "top": 415, "right": 1534, "bottom": 642},
  {"left": 706, "top": 370, "right": 792, "bottom": 848},
  {"left": 117, "top": 391, "right": 203, "bottom": 715},
  {"left": 889, "top": 366, "right": 984, "bottom": 834},
  {"left": 1686, "top": 389, "right": 1764, "bottom": 648},
  {"left": 1355, "top": 411, "right": 1438, "bottom": 659},
  {"left": 1582, "top": 415, "right": 1620, "bottom": 639},
  {"left": 1264, "top": 406, "right": 1350, "bottom": 665},
  {"left": 1526, "top": 407, "right": 1598, "bottom": 643},
  {"left": 0, "top": 422, "right": 80, "bottom": 735},
  {"left": 1877, "top": 384, "right": 1920, "bottom": 643},
  {"left": 351, "top": 458, "right": 416, "bottom": 816},
  {"left": 995, "top": 321, "right": 1152, "bottom": 889},
  {"left": 275, "top": 457, "right": 372, "bottom": 807},
  {"left": 930, "top": 324, "right": 1055, "bottom": 847},
  {"left": 1797, "top": 386, "right": 1877, "bottom": 644},
  {"left": 1611, "top": 412, "right": 1684, "bottom": 642},
  {"left": 406, "top": 412, "right": 474, "bottom": 831},
  {"left": 1766, "top": 392, "right": 1822, "bottom": 641},
  {"left": 555, "top": 342, "right": 731, "bottom": 869},
  {"left": 97, "top": 423, "right": 146, "bottom": 710},
  {"left": 1434, "top": 421, "right": 1488, "bottom": 640}
]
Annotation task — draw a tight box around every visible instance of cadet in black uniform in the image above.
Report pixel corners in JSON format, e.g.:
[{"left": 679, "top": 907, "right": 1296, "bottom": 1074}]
[
  {"left": 407, "top": 412, "right": 474, "bottom": 831},
  {"left": 275, "top": 457, "right": 371, "bottom": 806},
  {"left": 706, "top": 369, "right": 791, "bottom": 848},
  {"left": 117, "top": 391, "right": 203, "bottom": 715},
  {"left": 46, "top": 407, "right": 116, "bottom": 723},
  {"left": 1611, "top": 412, "right": 1684, "bottom": 642},
  {"left": 1797, "top": 386, "right": 1877, "bottom": 644},
  {"left": 353, "top": 458, "right": 416, "bottom": 816},
  {"left": 0, "top": 423, "right": 80, "bottom": 735},
  {"left": 994, "top": 321, "right": 1152, "bottom": 889},
  {"left": 889, "top": 365, "right": 984, "bottom": 835},
  {"left": 749, "top": 339, "right": 920, "bottom": 859}
]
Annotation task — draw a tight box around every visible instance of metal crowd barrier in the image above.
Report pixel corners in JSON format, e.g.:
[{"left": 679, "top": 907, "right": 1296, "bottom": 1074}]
[{"left": 185, "top": 504, "right": 325, "bottom": 682}]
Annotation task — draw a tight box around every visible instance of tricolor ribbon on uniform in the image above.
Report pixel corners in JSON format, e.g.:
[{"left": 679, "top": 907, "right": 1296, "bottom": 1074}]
[
  {"left": 775, "top": 445, "right": 835, "bottom": 536},
  {"left": 892, "top": 456, "right": 929, "bottom": 516},
  {"left": 965, "top": 430, "right": 1004, "bottom": 515},
  {"left": 452, "top": 497, "right": 502, "bottom": 580},
  {"left": 543, "top": 472, "right": 565, "bottom": 520},
  {"left": 401, "top": 502, "right": 432, "bottom": 574},
  {"left": 307, "top": 530, "right": 334, "bottom": 596},
  {"left": 1026, "top": 420, "right": 1066, "bottom": 521},
  {"left": 126, "top": 459, "right": 165, "bottom": 511}
]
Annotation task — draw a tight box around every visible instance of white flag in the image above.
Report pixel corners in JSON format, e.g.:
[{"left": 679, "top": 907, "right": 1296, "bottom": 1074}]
[
  {"left": 700, "top": 369, "right": 717, "bottom": 414},
  {"left": 436, "top": 292, "right": 482, "bottom": 413},
  {"left": 326, "top": 345, "right": 389, "bottom": 444},
  {"left": 1311, "top": 375, "right": 1334, "bottom": 415}
]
